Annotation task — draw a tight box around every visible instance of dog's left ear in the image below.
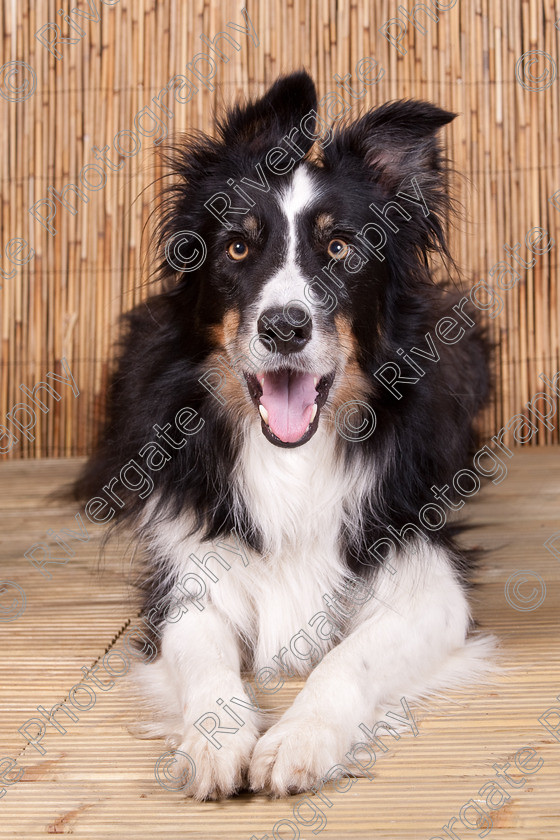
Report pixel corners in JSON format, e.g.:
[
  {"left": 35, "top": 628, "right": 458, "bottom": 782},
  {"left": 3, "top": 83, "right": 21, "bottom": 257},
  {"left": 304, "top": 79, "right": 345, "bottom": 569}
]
[
  {"left": 323, "top": 99, "right": 455, "bottom": 195},
  {"left": 218, "top": 70, "right": 318, "bottom": 156}
]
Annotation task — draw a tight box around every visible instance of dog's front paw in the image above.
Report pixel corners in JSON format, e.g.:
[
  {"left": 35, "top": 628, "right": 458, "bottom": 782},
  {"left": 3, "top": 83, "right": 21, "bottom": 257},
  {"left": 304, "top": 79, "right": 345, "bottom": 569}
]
[
  {"left": 171, "top": 721, "right": 259, "bottom": 800},
  {"left": 249, "top": 712, "right": 342, "bottom": 796}
]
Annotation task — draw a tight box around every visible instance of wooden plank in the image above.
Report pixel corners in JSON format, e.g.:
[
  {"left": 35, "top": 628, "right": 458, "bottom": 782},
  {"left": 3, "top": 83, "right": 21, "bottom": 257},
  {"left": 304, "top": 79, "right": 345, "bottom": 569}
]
[{"left": 0, "top": 450, "right": 558, "bottom": 836}]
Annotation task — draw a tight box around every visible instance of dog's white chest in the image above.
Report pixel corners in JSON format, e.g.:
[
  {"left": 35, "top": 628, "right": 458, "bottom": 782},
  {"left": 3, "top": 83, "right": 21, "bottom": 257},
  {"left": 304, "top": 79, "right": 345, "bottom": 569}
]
[{"left": 211, "top": 422, "right": 368, "bottom": 669}]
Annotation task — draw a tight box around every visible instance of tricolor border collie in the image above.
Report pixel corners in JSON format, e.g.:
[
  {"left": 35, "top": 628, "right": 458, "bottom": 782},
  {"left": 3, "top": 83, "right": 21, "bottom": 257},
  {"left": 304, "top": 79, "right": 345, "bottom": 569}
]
[{"left": 74, "top": 71, "right": 494, "bottom": 799}]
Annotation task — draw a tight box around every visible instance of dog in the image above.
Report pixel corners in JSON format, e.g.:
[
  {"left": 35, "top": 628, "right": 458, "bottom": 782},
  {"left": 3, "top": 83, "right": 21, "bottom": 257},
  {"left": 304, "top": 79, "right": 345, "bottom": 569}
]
[{"left": 74, "top": 70, "right": 494, "bottom": 799}]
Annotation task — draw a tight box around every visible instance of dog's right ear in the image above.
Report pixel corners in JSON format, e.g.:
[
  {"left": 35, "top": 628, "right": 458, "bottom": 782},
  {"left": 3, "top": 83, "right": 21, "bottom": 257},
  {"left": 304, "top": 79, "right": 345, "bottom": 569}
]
[
  {"left": 217, "top": 70, "right": 318, "bottom": 156},
  {"left": 321, "top": 100, "right": 456, "bottom": 259},
  {"left": 322, "top": 99, "right": 455, "bottom": 196}
]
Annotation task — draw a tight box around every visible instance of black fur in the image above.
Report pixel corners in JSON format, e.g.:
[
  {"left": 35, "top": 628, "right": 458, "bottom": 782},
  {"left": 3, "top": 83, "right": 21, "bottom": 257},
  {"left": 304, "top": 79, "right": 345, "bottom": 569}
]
[{"left": 73, "top": 71, "right": 490, "bottom": 629}]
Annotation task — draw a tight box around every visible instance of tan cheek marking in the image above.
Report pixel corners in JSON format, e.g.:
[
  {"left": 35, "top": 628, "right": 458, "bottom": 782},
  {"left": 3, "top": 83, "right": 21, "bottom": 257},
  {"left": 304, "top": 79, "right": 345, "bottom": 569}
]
[
  {"left": 208, "top": 323, "right": 224, "bottom": 346},
  {"left": 223, "top": 309, "right": 241, "bottom": 346},
  {"left": 205, "top": 309, "right": 254, "bottom": 421},
  {"left": 208, "top": 308, "right": 241, "bottom": 349},
  {"left": 204, "top": 349, "right": 255, "bottom": 420},
  {"left": 331, "top": 314, "right": 371, "bottom": 409}
]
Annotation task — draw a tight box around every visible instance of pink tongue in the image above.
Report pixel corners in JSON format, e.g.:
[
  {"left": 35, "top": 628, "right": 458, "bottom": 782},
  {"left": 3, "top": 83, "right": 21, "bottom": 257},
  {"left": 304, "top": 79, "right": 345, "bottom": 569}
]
[{"left": 260, "top": 371, "right": 317, "bottom": 443}]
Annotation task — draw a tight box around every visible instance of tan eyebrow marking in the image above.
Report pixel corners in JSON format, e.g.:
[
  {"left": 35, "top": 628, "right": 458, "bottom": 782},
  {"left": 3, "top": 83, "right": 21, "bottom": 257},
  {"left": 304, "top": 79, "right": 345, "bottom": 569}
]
[
  {"left": 242, "top": 214, "right": 260, "bottom": 236},
  {"left": 314, "top": 212, "right": 335, "bottom": 236}
]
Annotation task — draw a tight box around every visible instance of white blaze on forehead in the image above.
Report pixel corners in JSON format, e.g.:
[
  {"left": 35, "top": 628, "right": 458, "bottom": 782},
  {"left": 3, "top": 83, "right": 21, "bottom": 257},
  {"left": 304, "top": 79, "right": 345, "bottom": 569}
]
[
  {"left": 280, "top": 165, "right": 316, "bottom": 262},
  {"left": 256, "top": 165, "right": 317, "bottom": 313}
]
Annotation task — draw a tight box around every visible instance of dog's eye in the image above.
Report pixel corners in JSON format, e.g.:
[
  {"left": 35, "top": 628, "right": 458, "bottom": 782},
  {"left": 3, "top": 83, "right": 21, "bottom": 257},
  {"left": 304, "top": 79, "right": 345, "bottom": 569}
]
[
  {"left": 227, "top": 240, "right": 249, "bottom": 261},
  {"left": 327, "top": 239, "right": 349, "bottom": 260}
]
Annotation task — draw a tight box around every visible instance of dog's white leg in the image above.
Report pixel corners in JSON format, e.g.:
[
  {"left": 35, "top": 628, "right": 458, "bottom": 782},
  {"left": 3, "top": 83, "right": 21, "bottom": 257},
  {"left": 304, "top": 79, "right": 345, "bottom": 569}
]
[
  {"left": 249, "top": 543, "right": 488, "bottom": 795},
  {"left": 142, "top": 605, "right": 262, "bottom": 800}
]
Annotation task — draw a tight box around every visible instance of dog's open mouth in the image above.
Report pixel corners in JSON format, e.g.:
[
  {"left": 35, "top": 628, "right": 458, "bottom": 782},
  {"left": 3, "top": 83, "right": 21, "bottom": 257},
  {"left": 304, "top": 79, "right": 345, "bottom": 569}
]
[{"left": 245, "top": 370, "right": 335, "bottom": 447}]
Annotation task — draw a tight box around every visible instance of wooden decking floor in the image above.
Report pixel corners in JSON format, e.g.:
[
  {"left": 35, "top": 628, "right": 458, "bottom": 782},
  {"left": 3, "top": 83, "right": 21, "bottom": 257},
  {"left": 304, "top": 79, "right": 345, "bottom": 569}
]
[{"left": 0, "top": 449, "right": 559, "bottom": 838}]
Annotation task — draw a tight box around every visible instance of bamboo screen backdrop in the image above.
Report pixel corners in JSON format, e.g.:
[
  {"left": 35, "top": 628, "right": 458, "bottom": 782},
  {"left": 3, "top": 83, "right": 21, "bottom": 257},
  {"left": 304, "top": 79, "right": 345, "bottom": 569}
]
[{"left": 0, "top": 0, "right": 559, "bottom": 458}]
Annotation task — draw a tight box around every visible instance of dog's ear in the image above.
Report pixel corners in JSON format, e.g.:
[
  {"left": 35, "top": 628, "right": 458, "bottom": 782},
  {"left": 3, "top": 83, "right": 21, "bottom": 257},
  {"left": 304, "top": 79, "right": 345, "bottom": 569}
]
[
  {"left": 218, "top": 70, "right": 318, "bottom": 156},
  {"left": 323, "top": 100, "right": 455, "bottom": 194}
]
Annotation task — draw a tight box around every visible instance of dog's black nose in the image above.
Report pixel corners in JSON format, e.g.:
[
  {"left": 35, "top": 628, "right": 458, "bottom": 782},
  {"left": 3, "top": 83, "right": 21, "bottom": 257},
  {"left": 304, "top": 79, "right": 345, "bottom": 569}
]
[{"left": 257, "top": 306, "right": 312, "bottom": 354}]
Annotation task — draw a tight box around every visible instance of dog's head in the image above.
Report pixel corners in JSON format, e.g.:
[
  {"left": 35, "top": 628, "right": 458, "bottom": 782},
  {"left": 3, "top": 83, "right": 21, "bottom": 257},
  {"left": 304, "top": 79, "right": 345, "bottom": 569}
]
[{"left": 155, "top": 71, "right": 455, "bottom": 448}]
